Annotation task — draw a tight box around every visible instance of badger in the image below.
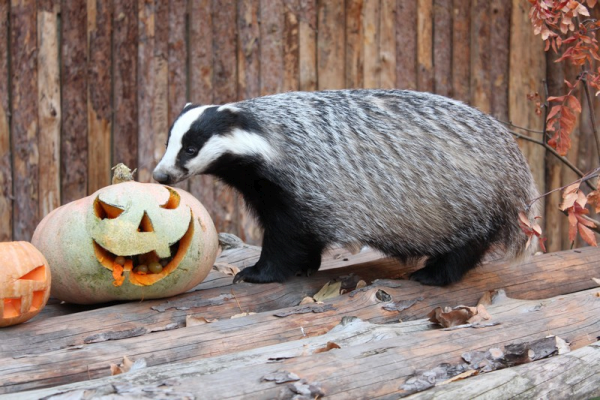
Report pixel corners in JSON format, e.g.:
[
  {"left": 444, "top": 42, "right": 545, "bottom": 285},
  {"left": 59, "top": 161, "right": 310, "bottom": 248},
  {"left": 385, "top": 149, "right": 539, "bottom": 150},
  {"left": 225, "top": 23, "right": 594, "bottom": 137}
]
[{"left": 153, "top": 89, "right": 539, "bottom": 286}]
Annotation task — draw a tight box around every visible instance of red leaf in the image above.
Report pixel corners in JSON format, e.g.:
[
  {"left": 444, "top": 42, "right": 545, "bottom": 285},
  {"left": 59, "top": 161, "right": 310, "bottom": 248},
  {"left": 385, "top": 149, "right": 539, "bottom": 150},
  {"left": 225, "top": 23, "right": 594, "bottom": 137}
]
[{"left": 578, "top": 224, "right": 598, "bottom": 246}]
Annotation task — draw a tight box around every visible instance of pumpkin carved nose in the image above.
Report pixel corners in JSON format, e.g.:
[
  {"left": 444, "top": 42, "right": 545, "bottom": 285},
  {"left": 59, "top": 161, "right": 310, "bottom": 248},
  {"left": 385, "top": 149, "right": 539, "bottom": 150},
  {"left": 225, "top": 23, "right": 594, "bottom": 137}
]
[{"left": 153, "top": 170, "right": 171, "bottom": 184}]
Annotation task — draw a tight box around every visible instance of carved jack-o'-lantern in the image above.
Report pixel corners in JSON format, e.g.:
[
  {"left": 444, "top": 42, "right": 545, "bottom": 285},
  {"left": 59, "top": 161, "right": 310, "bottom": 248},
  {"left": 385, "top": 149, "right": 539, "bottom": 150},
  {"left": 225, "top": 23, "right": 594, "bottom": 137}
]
[
  {"left": 0, "top": 241, "right": 51, "bottom": 327},
  {"left": 32, "top": 171, "right": 218, "bottom": 304}
]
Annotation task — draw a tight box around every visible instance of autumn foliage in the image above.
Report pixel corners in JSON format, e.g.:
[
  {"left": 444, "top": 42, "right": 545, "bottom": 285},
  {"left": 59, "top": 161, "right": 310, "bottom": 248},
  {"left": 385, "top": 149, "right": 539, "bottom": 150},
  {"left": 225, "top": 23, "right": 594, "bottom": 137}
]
[{"left": 528, "top": 0, "right": 600, "bottom": 248}]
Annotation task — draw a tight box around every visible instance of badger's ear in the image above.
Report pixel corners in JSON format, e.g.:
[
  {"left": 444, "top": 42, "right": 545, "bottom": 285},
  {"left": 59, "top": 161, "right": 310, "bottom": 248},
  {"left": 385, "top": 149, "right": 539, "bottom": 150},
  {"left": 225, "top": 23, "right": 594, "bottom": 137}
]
[{"left": 183, "top": 102, "right": 195, "bottom": 112}]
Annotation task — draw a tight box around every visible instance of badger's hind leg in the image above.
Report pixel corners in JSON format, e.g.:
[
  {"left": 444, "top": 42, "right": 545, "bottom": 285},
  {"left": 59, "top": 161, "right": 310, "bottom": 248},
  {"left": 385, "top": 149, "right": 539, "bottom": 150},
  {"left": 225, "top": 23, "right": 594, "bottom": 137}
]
[
  {"left": 409, "top": 237, "right": 490, "bottom": 286},
  {"left": 233, "top": 230, "right": 324, "bottom": 284}
]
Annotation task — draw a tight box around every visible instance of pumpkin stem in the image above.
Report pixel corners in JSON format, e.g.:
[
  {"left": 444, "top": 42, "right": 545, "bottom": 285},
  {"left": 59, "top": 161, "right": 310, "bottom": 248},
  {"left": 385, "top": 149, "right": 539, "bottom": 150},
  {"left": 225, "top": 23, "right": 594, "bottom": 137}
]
[{"left": 112, "top": 163, "right": 136, "bottom": 184}]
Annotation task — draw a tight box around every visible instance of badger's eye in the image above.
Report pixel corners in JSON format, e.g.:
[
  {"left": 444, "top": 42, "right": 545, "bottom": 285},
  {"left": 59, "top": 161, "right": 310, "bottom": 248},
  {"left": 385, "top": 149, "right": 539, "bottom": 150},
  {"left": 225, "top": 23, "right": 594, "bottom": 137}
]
[{"left": 184, "top": 146, "right": 198, "bottom": 156}]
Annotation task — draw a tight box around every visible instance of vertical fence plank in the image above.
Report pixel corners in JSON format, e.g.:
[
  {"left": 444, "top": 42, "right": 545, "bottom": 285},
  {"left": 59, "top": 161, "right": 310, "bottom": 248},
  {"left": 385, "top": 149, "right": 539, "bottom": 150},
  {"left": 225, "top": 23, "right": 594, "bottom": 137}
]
[
  {"left": 238, "top": 0, "right": 260, "bottom": 100},
  {"left": 168, "top": 0, "right": 187, "bottom": 125},
  {"left": 260, "top": 0, "right": 284, "bottom": 96},
  {"left": 451, "top": 0, "right": 470, "bottom": 103},
  {"left": 37, "top": 0, "right": 61, "bottom": 218},
  {"left": 212, "top": 0, "right": 239, "bottom": 235},
  {"left": 490, "top": 0, "right": 510, "bottom": 120},
  {"left": 416, "top": 0, "right": 433, "bottom": 92},
  {"left": 396, "top": 0, "right": 417, "bottom": 90},
  {"left": 237, "top": 0, "right": 262, "bottom": 244},
  {"left": 87, "top": 0, "right": 113, "bottom": 194},
  {"left": 379, "top": 0, "right": 396, "bottom": 89},
  {"left": 345, "top": 0, "right": 363, "bottom": 88},
  {"left": 298, "top": 0, "right": 317, "bottom": 91},
  {"left": 283, "top": 0, "right": 300, "bottom": 92},
  {"left": 471, "top": 0, "right": 491, "bottom": 113},
  {"left": 0, "top": 1, "right": 11, "bottom": 241},
  {"left": 317, "top": 0, "right": 344, "bottom": 90},
  {"left": 363, "top": 0, "right": 379, "bottom": 89},
  {"left": 10, "top": 0, "right": 38, "bottom": 240},
  {"left": 137, "top": 0, "right": 157, "bottom": 184},
  {"left": 433, "top": 0, "right": 451, "bottom": 96},
  {"left": 152, "top": 0, "right": 169, "bottom": 179},
  {"left": 188, "top": 0, "right": 215, "bottom": 228},
  {"left": 61, "top": 0, "right": 88, "bottom": 204},
  {"left": 509, "top": 0, "right": 546, "bottom": 220},
  {"left": 113, "top": 0, "right": 138, "bottom": 170}
]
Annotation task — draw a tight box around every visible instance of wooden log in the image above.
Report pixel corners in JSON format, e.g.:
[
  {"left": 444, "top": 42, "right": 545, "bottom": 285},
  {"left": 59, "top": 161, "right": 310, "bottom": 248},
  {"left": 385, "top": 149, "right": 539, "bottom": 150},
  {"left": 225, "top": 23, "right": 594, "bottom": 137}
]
[
  {"left": 8, "top": 287, "right": 600, "bottom": 398},
  {"left": 433, "top": 0, "right": 451, "bottom": 97},
  {"left": 87, "top": 0, "right": 113, "bottom": 194},
  {"left": 451, "top": 0, "right": 470, "bottom": 103},
  {"left": 260, "top": 0, "right": 284, "bottom": 96},
  {"left": 298, "top": 0, "right": 317, "bottom": 91},
  {"left": 489, "top": 0, "right": 510, "bottom": 121},
  {"left": 363, "top": 0, "right": 379, "bottom": 89},
  {"left": 417, "top": 0, "right": 433, "bottom": 92},
  {"left": 0, "top": 0, "right": 10, "bottom": 241},
  {"left": 470, "top": 0, "right": 491, "bottom": 113},
  {"left": 407, "top": 342, "right": 600, "bottom": 399},
  {"left": 37, "top": 1, "right": 60, "bottom": 219},
  {"left": 317, "top": 0, "right": 344, "bottom": 90},
  {"left": 396, "top": 0, "right": 417, "bottom": 90},
  {"left": 2, "top": 246, "right": 600, "bottom": 393},
  {"left": 10, "top": 0, "right": 38, "bottom": 241},
  {"left": 345, "top": 0, "right": 363, "bottom": 88},
  {"left": 60, "top": 0, "right": 88, "bottom": 204},
  {"left": 379, "top": 0, "right": 396, "bottom": 89},
  {"left": 113, "top": 0, "right": 139, "bottom": 171}
]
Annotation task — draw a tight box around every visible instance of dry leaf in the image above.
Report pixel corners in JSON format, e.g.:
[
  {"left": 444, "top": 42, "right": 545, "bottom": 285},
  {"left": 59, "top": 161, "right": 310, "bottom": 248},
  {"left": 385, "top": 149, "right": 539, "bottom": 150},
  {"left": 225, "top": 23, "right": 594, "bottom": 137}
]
[
  {"left": 313, "top": 281, "right": 342, "bottom": 302},
  {"left": 356, "top": 280, "right": 367, "bottom": 289},
  {"left": 186, "top": 315, "right": 218, "bottom": 327},
  {"left": 110, "top": 356, "right": 147, "bottom": 376},
  {"left": 313, "top": 341, "right": 341, "bottom": 354},
  {"left": 299, "top": 296, "right": 316, "bottom": 305},
  {"left": 262, "top": 370, "right": 300, "bottom": 384},
  {"left": 231, "top": 312, "right": 256, "bottom": 319},
  {"left": 212, "top": 262, "right": 241, "bottom": 276}
]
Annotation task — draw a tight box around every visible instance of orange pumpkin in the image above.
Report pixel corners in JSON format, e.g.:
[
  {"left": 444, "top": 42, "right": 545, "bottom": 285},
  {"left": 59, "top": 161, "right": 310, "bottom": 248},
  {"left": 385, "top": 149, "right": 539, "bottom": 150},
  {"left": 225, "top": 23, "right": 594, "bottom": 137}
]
[
  {"left": 0, "top": 242, "right": 51, "bottom": 327},
  {"left": 32, "top": 174, "right": 219, "bottom": 304}
]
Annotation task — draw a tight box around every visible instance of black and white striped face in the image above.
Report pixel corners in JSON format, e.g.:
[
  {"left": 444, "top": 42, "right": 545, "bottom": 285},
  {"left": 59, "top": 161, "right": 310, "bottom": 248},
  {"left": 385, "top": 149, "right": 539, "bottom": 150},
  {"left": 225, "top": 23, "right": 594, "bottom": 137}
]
[{"left": 153, "top": 104, "right": 277, "bottom": 185}]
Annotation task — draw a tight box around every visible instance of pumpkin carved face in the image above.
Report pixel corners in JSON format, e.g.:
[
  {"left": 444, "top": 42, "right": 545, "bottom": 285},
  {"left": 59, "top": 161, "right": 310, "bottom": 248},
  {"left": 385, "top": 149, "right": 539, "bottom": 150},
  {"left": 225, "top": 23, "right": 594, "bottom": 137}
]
[
  {"left": 0, "top": 242, "right": 51, "bottom": 327},
  {"left": 32, "top": 182, "right": 218, "bottom": 304}
]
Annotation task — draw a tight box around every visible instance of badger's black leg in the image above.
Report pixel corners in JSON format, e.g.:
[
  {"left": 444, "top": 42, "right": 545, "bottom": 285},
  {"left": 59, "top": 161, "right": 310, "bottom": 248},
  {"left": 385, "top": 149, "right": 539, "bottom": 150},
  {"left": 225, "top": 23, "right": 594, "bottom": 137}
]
[
  {"left": 409, "top": 239, "right": 489, "bottom": 286},
  {"left": 233, "top": 230, "right": 324, "bottom": 284}
]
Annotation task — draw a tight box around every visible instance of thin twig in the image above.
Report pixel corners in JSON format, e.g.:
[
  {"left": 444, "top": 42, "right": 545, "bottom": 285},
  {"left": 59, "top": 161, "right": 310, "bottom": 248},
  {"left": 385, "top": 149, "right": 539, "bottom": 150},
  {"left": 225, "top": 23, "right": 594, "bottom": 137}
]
[
  {"left": 509, "top": 129, "right": 589, "bottom": 181},
  {"left": 580, "top": 72, "right": 600, "bottom": 165},
  {"left": 527, "top": 166, "right": 600, "bottom": 207},
  {"left": 499, "top": 120, "right": 545, "bottom": 135}
]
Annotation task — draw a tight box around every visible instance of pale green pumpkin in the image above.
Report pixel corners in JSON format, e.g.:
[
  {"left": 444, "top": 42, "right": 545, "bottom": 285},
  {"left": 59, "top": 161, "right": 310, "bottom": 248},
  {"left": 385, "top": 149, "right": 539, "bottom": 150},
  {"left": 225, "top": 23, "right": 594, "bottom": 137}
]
[{"left": 32, "top": 181, "right": 218, "bottom": 304}]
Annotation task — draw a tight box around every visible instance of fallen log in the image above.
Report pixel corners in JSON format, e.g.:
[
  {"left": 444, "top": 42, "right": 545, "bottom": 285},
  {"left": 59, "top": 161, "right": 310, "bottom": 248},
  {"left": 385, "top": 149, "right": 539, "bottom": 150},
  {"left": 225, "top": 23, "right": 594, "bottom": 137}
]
[
  {"left": 8, "top": 287, "right": 600, "bottom": 399},
  {"left": 407, "top": 341, "right": 600, "bottom": 400}
]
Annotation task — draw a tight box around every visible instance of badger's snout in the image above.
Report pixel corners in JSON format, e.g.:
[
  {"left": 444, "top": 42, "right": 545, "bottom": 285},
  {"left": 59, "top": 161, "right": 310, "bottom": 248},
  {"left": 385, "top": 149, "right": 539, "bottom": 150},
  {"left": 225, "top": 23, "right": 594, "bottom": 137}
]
[{"left": 153, "top": 169, "right": 173, "bottom": 184}]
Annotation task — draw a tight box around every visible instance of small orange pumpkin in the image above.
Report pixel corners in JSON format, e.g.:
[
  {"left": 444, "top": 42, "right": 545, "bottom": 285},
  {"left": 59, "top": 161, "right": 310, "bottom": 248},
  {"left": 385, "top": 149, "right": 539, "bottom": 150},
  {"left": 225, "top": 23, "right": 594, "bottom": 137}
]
[
  {"left": 32, "top": 166, "right": 218, "bottom": 304},
  {"left": 0, "top": 241, "right": 52, "bottom": 327}
]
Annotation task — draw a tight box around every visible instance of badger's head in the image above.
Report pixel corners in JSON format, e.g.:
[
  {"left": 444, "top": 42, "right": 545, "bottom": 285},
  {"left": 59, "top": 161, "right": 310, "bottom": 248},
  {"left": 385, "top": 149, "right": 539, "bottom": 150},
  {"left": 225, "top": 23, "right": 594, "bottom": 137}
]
[{"left": 153, "top": 103, "right": 276, "bottom": 185}]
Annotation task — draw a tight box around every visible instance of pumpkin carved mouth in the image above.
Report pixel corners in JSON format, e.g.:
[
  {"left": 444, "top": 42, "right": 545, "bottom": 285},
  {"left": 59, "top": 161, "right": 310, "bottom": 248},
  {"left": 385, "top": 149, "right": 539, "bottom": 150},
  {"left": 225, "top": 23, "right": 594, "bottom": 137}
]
[{"left": 90, "top": 187, "right": 195, "bottom": 287}]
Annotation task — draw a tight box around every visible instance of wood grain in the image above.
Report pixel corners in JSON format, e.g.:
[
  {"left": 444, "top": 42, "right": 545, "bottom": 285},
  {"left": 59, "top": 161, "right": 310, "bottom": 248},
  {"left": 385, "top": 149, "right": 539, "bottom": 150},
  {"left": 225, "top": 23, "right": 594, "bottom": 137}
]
[
  {"left": 87, "top": 0, "right": 113, "bottom": 194},
  {"left": 0, "top": 1, "right": 11, "bottom": 241},
  {"left": 379, "top": 0, "right": 396, "bottom": 89},
  {"left": 345, "top": 0, "right": 363, "bottom": 88},
  {"left": 396, "top": 0, "right": 418, "bottom": 90},
  {"left": 433, "top": 0, "right": 451, "bottom": 96},
  {"left": 260, "top": 0, "right": 284, "bottom": 96},
  {"left": 317, "top": 0, "right": 344, "bottom": 90},
  {"left": 61, "top": 0, "right": 88, "bottom": 203},
  {"left": 490, "top": 0, "right": 511, "bottom": 120},
  {"left": 451, "top": 0, "right": 470, "bottom": 103},
  {"left": 113, "top": 0, "right": 139, "bottom": 171},
  {"left": 298, "top": 0, "right": 317, "bottom": 91},
  {"left": 10, "top": 0, "right": 38, "bottom": 240},
  {"left": 417, "top": 0, "right": 433, "bottom": 92}
]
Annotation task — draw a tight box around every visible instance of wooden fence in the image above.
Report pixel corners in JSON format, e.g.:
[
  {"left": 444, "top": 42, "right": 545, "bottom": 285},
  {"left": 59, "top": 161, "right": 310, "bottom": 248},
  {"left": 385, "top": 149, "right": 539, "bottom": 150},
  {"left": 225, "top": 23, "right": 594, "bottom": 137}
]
[{"left": 0, "top": 0, "right": 596, "bottom": 252}]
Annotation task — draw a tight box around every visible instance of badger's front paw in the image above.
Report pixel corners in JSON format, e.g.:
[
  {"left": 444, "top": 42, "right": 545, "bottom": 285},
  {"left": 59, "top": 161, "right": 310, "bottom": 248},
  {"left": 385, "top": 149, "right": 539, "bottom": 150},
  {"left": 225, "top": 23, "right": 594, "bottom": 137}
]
[{"left": 233, "top": 263, "right": 287, "bottom": 284}]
